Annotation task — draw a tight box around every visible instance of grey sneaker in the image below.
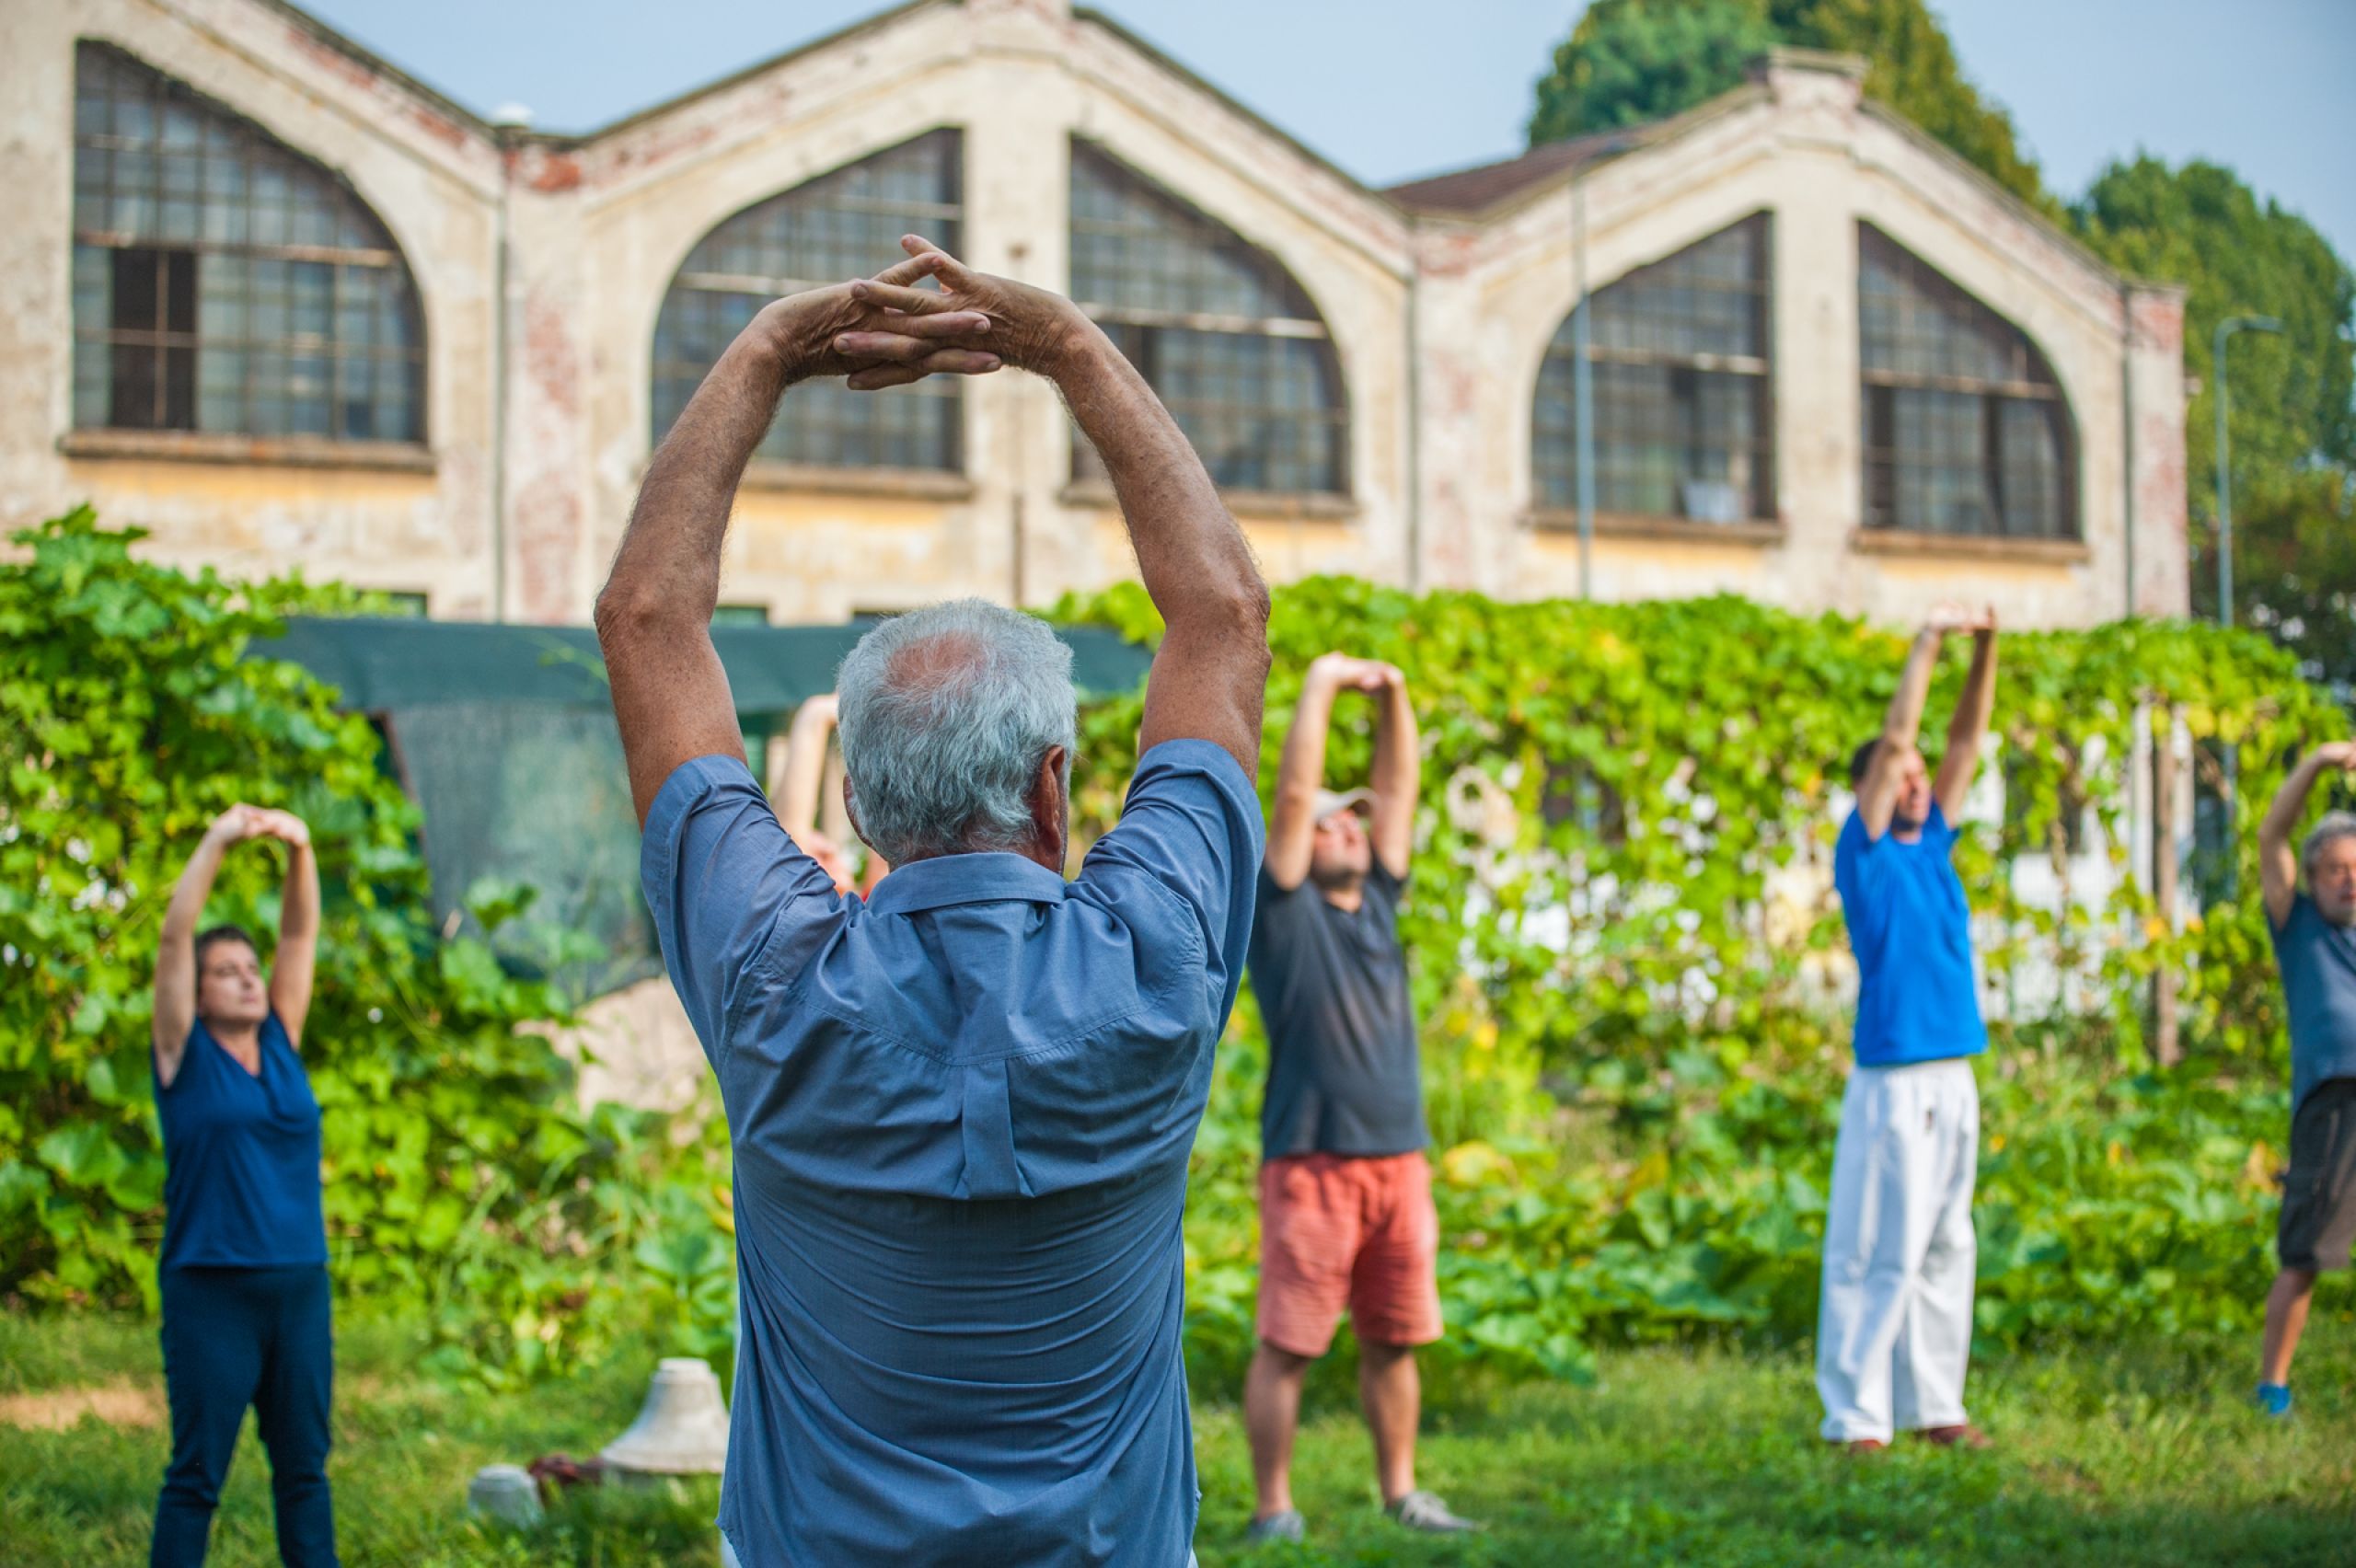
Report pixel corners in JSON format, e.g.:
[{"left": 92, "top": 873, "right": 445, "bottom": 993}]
[
  {"left": 1388, "top": 1490, "right": 1483, "bottom": 1534},
  {"left": 1244, "top": 1509, "right": 1305, "bottom": 1544}
]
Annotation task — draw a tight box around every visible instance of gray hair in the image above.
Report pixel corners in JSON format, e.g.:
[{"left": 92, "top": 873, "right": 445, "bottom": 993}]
[
  {"left": 835, "top": 599, "right": 1077, "bottom": 864},
  {"left": 2303, "top": 812, "right": 2356, "bottom": 880}
]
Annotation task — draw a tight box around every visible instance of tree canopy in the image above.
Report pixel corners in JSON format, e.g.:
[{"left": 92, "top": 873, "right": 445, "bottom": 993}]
[
  {"left": 2077, "top": 157, "right": 2356, "bottom": 488},
  {"left": 1527, "top": 0, "right": 1779, "bottom": 141},
  {"left": 1529, "top": 0, "right": 2051, "bottom": 211},
  {"left": 2077, "top": 156, "right": 2356, "bottom": 687}
]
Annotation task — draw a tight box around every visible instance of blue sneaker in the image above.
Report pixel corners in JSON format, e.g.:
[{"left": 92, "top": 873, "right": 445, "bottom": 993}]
[{"left": 2256, "top": 1382, "right": 2292, "bottom": 1418}]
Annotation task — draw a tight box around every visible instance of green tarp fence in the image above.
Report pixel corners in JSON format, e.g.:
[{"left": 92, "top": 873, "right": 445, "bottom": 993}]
[
  {"left": 257, "top": 617, "right": 1154, "bottom": 999},
  {"left": 261, "top": 617, "right": 1156, "bottom": 712}
]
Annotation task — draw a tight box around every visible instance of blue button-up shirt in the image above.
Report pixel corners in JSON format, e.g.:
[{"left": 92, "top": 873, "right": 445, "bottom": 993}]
[{"left": 641, "top": 739, "right": 1262, "bottom": 1568}]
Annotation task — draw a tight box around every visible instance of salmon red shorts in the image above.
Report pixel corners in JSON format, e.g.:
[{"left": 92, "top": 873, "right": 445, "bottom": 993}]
[{"left": 1255, "top": 1149, "right": 1443, "bottom": 1356}]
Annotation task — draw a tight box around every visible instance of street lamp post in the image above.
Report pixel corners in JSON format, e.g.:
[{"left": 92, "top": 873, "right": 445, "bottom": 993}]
[
  {"left": 2212, "top": 314, "right": 2283, "bottom": 630},
  {"left": 2211, "top": 313, "right": 2282, "bottom": 901}
]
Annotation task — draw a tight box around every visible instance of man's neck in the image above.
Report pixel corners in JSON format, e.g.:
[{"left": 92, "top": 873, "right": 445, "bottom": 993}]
[{"left": 1316, "top": 882, "right": 1365, "bottom": 914}]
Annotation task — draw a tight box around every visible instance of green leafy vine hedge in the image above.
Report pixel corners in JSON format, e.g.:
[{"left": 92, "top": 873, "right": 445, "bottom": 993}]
[
  {"left": 3, "top": 517, "right": 2340, "bottom": 1387},
  {"left": 0, "top": 511, "right": 732, "bottom": 1383},
  {"left": 1052, "top": 575, "right": 2345, "bottom": 1375}
]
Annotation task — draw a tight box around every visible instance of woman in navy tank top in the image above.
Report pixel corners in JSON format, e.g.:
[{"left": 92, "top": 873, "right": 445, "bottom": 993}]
[{"left": 149, "top": 802, "right": 338, "bottom": 1567}]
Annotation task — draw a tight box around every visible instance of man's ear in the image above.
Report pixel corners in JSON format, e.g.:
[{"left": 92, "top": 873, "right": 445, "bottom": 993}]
[
  {"left": 843, "top": 774, "right": 865, "bottom": 845},
  {"left": 1028, "top": 745, "right": 1069, "bottom": 871}
]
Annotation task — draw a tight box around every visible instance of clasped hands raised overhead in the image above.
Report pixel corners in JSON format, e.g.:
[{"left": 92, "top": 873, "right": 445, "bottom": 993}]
[{"left": 759, "top": 233, "right": 1085, "bottom": 391}]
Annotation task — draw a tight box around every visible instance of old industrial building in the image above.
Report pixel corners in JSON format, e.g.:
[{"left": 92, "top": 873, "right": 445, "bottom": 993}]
[{"left": 2, "top": 0, "right": 2190, "bottom": 630}]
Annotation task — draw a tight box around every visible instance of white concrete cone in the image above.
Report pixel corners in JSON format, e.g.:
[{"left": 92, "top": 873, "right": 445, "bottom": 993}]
[
  {"left": 600, "top": 1356, "right": 731, "bottom": 1475},
  {"left": 467, "top": 1463, "right": 543, "bottom": 1528}
]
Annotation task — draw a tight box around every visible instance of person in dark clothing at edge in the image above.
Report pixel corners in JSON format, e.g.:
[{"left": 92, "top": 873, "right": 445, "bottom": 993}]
[
  {"left": 149, "top": 803, "right": 338, "bottom": 1567},
  {"left": 1241, "top": 652, "right": 1480, "bottom": 1545},
  {"left": 2251, "top": 740, "right": 2356, "bottom": 1417},
  {"left": 596, "top": 234, "right": 1270, "bottom": 1567}
]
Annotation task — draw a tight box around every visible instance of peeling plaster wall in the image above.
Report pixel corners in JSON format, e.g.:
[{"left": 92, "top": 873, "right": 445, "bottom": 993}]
[
  {"left": 561, "top": 0, "right": 1415, "bottom": 621},
  {"left": 0, "top": 0, "right": 504, "bottom": 616},
  {"left": 2, "top": 0, "right": 2186, "bottom": 638}
]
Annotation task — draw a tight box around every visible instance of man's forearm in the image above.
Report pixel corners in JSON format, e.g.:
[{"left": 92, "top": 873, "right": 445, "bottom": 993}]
[
  {"left": 777, "top": 704, "right": 836, "bottom": 836},
  {"left": 1276, "top": 675, "right": 1343, "bottom": 803},
  {"left": 1372, "top": 677, "right": 1419, "bottom": 801},
  {"left": 2261, "top": 754, "right": 2331, "bottom": 850},
  {"left": 597, "top": 320, "right": 789, "bottom": 818},
  {"left": 1053, "top": 332, "right": 1260, "bottom": 623},
  {"left": 601, "top": 321, "right": 791, "bottom": 624},
  {"left": 1947, "top": 633, "right": 1996, "bottom": 749},
  {"left": 1882, "top": 629, "right": 1941, "bottom": 746}
]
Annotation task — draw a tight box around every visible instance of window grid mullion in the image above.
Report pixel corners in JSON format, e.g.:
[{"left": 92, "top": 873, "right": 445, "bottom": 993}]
[{"left": 69, "top": 40, "right": 424, "bottom": 443}]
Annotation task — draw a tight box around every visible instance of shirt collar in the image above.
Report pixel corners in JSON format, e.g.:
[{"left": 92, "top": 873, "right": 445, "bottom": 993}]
[{"left": 863, "top": 850, "right": 1069, "bottom": 917}]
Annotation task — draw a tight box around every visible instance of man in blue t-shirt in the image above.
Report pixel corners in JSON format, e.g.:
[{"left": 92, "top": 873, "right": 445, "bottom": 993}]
[
  {"left": 2250, "top": 741, "right": 2356, "bottom": 1417},
  {"left": 1819, "top": 604, "right": 1998, "bottom": 1451},
  {"left": 597, "top": 236, "right": 1272, "bottom": 1566}
]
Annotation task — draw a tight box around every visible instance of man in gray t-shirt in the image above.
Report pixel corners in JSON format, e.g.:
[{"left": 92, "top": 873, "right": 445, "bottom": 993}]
[
  {"left": 2253, "top": 740, "right": 2356, "bottom": 1418},
  {"left": 1241, "top": 653, "right": 1476, "bottom": 1546}
]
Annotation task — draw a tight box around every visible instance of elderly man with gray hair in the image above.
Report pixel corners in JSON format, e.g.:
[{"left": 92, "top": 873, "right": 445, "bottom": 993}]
[
  {"left": 2252, "top": 740, "right": 2356, "bottom": 1418},
  {"left": 596, "top": 236, "right": 1270, "bottom": 1565}
]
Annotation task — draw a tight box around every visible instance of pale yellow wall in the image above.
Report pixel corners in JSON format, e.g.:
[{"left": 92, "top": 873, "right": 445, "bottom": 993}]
[{"left": 0, "top": 0, "right": 2186, "bottom": 634}]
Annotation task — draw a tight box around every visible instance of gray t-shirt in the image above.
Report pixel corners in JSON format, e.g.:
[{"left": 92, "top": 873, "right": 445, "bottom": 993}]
[
  {"left": 2270, "top": 893, "right": 2356, "bottom": 1113},
  {"left": 1246, "top": 859, "right": 1430, "bottom": 1159}
]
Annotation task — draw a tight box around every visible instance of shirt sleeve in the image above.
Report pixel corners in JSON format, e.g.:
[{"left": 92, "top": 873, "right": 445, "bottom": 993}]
[
  {"left": 2272, "top": 894, "right": 2316, "bottom": 949},
  {"left": 639, "top": 753, "right": 844, "bottom": 1065},
  {"left": 1833, "top": 810, "right": 1878, "bottom": 927},
  {"left": 1364, "top": 854, "right": 1406, "bottom": 921},
  {"left": 1079, "top": 739, "right": 1266, "bottom": 1026},
  {"left": 1923, "top": 801, "right": 1959, "bottom": 855}
]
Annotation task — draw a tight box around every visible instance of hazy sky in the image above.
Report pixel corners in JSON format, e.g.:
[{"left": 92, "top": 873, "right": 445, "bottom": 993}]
[{"left": 301, "top": 0, "right": 2356, "bottom": 261}]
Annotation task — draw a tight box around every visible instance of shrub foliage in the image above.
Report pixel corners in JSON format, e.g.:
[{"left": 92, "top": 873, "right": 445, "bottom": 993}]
[
  {"left": 0, "top": 511, "right": 731, "bottom": 1382},
  {"left": 3, "top": 517, "right": 2339, "bottom": 1384},
  {"left": 1055, "top": 575, "right": 2342, "bottom": 1373}
]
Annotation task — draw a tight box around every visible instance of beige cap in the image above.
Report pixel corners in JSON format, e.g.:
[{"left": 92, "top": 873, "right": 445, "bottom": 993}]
[{"left": 1312, "top": 788, "right": 1376, "bottom": 823}]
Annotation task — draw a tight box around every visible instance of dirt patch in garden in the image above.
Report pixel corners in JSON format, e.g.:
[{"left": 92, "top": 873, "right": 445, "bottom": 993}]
[{"left": 0, "top": 1380, "right": 164, "bottom": 1430}]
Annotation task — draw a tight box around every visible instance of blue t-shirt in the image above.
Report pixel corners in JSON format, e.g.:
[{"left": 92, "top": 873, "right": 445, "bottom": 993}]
[
  {"left": 641, "top": 739, "right": 1263, "bottom": 1568},
  {"left": 154, "top": 1010, "right": 328, "bottom": 1271},
  {"left": 1833, "top": 804, "right": 1987, "bottom": 1066},
  {"left": 2269, "top": 894, "right": 2356, "bottom": 1114}
]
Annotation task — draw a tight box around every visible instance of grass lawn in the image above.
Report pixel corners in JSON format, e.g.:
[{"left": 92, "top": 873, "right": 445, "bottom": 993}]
[{"left": 2, "top": 1309, "right": 2349, "bottom": 1566}]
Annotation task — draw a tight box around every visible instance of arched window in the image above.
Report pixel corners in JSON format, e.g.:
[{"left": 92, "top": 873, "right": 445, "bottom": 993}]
[
  {"left": 1533, "top": 214, "right": 1773, "bottom": 524},
  {"left": 70, "top": 40, "right": 425, "bottom": 442},
  {"left": 1068, "top": 142, "right": 1346, "bottom": 496},
  {"left": 1859, "top": 224, "right": 2073, "bottom": 538},
  {"left": 651, "top": 131, "right": 964, "bottom": 472}
]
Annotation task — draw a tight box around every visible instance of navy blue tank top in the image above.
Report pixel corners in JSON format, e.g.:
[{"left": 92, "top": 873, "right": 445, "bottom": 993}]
[{"left": 154, "top": 1011, "right": 327, "bottom": 1271}]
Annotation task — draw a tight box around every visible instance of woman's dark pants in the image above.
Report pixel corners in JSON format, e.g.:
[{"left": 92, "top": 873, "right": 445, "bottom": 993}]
[{"left": 152, "top": 1265, "right": 338, "bottom": 1567}]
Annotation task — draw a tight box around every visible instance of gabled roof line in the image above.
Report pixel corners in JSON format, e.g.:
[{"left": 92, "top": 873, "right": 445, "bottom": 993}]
[
  {"left": 1068, "top": 8, "right": 1391, "bottom": 212},
  {"left": 1852, "top": 99, "right": 2155, "bottom": 298},
  {"left": 535, "top": 0, "right": 948, "bottom": 146},
  {"left": 240, "top": 0, "right": 951, "bottom": 147},
  {"left": 246, "top": 0, "right": 496, "bottom": 136},
  {"left": 225, "top": 1, "right": 2179, "bottom": 302},
  {"left": 1382, "top": 85, "right": 1771, "bottom": 223}
]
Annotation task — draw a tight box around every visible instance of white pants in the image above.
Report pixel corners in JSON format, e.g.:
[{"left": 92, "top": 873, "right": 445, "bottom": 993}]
[{"left": 1816, "top": 1057, "right": 1979, "bottom": 1442}]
